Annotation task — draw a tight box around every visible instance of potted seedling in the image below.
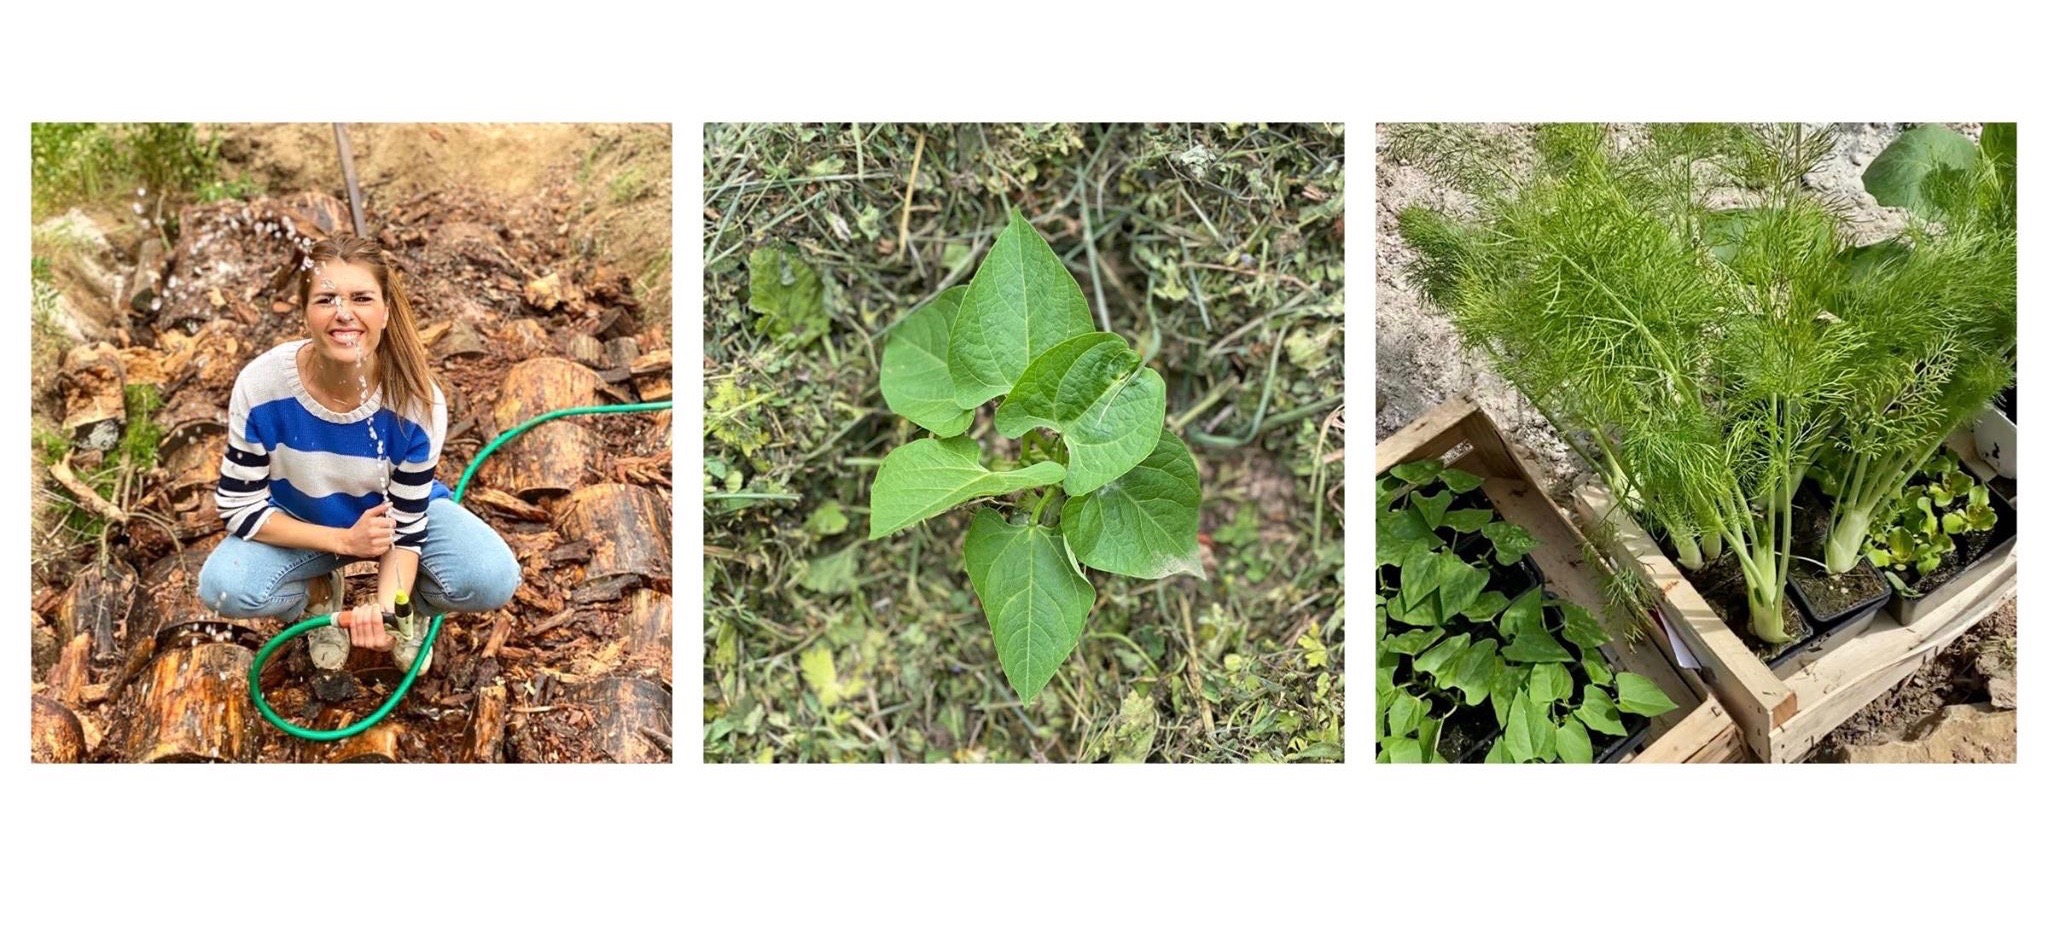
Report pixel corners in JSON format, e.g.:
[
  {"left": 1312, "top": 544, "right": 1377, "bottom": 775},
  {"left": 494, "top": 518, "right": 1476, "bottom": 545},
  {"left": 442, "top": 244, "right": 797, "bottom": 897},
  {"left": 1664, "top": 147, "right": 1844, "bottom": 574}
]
[
  {"left": 869, "top": 211, "right": 1204, "bottom": 703},
  {"left": 1863, "top": 451, "right": 2016, "bottom": 625},
  {"left": 1378, "top": 457, "right": 1676, "bottom": 763}
]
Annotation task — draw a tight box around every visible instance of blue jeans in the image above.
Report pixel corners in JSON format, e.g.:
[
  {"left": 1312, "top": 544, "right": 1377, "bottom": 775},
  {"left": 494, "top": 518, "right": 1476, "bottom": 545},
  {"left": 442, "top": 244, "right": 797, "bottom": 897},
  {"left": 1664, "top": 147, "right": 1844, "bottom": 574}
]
[{"left": 197, "top": 498, "right": 521, "bottom": 621}]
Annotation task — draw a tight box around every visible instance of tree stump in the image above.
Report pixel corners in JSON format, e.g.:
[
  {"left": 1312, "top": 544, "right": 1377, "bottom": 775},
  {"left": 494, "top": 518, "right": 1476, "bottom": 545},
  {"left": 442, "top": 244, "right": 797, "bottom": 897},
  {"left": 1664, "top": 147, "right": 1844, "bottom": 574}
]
[
  {"left": 557, "top": 483, "right": 671, "bottom": 587},
  {"left": 127, "top": 636, "right": 254, "bottom": 763},
  {"left": 125, "top": 543, "right": 254, "bottom": 763},
  {"left": 481, "top": 358, "right": 604, "bottom": 499},
  {"left": 31, "top": 695, "right": 87, "bottom": 763}
]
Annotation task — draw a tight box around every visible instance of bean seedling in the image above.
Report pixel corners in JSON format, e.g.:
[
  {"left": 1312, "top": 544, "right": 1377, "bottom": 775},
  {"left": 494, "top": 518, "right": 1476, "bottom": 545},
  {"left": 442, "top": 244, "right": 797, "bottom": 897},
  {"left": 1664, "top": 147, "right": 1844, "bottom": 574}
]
[{"left": 869, "top": 211, "right": 1204, "bottom": 702}]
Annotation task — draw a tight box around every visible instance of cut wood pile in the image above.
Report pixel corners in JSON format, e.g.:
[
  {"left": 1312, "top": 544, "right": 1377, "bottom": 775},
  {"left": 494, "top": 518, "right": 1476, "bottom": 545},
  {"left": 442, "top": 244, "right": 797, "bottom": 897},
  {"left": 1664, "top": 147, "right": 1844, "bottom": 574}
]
[{"left": 31, "top": 183, "right": 673, "bottom": 763}]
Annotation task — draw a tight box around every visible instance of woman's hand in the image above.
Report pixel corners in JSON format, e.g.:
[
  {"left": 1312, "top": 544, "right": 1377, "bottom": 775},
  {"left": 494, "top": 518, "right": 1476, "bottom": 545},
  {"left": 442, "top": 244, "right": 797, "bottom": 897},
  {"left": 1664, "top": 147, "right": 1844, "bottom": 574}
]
[
  {"left": 336, "top": 502, "right": 396, "bottom": 557},
  {"left": 335, "top": 603, "right": 393, "bottom": 651}
]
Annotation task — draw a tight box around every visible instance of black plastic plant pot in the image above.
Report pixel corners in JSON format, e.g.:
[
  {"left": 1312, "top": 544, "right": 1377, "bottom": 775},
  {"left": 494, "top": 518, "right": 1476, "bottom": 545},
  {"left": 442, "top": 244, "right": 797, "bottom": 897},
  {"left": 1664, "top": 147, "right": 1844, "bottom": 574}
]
[
  {"left": 1594, "top": 718, "right": 1652, "bottom": 764},
  {"left": 1889, "top": 463, "right": 2019, "bottom": 627},
  {"left": 1781, "top": 559, "right": 1893, "bottom": 664}
]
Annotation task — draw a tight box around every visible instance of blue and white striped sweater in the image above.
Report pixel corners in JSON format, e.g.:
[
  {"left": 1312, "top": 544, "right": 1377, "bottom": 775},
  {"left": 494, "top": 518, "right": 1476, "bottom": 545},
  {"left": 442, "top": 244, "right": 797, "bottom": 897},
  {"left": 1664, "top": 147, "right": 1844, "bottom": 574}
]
[{"left": 215, "top": 340, "right": 451, "bottom": 552}]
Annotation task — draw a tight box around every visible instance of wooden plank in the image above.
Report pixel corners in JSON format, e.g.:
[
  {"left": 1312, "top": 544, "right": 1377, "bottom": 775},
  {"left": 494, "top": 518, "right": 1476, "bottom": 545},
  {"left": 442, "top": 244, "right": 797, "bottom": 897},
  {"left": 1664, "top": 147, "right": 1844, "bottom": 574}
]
[
  {"left": 1374, "top": 397, "right": 1479, "bottom": 475},
  {"left": 1574, "top": 484, "right": 1795, "bottom": 761},
  {"left": 1767, "top": 553, "right": 2014, "bottom": 762}
]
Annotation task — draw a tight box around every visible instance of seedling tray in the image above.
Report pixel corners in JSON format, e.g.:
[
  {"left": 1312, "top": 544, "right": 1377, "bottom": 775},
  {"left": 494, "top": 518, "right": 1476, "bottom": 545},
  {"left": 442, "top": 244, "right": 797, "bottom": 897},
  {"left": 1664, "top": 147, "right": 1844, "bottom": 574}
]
[
  {"left": 1572, "top": 429, "right": 2017, "bottom": 762},
  {"left": 1887, "top": 460, "right": 2017, "bottom": 627},
  {"left": 1377, "top": 397, "right": 1707, "bottom": 761}
]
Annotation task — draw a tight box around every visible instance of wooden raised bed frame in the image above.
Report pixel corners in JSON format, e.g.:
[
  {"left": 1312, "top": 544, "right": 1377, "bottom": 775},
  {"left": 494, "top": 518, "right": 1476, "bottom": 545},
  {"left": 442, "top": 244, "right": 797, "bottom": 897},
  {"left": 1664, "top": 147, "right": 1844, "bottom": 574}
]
[
  {"left": 1571, "top": 428, "right": 2018, "bottom": 763},
  {"left": 1376, "top": 397, "right": 1709, "bottom": 760}
]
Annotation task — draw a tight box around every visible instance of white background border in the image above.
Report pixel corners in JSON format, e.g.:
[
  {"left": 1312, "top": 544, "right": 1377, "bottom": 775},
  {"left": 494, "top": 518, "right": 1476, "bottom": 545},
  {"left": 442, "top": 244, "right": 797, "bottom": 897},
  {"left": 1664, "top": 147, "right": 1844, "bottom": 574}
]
[{"left": 5, "top": 2, "right": 2042, "bottom": 932}]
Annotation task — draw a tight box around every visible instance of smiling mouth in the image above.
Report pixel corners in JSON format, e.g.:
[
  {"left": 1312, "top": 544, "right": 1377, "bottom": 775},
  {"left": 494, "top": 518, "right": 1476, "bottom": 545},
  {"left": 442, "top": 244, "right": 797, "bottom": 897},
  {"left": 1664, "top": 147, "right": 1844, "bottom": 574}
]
[{"left": 328, "top": 329, "right": 364, "bottom": 344}]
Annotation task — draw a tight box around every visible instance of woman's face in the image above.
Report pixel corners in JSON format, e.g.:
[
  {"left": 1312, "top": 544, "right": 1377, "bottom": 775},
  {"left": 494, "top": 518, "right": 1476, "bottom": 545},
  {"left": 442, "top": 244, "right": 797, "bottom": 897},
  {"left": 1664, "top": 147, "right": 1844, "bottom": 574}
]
[{"left": 305, "top": 260, "right": 388, "bottom": 365}]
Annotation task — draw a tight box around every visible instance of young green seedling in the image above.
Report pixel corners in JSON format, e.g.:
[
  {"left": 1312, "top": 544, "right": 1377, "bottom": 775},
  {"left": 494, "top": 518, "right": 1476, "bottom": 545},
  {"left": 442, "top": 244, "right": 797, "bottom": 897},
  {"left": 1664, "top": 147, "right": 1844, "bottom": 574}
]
[{"left": 871, "top": 210, "right": 1204, "bottom": 702}]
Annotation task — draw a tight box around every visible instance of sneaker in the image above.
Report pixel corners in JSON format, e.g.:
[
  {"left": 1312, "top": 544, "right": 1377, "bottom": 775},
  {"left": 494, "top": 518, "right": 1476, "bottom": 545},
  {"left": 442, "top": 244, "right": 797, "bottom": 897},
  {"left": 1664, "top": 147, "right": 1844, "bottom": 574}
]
[
  {"left": 305, "top": 570, "right": 350, "bottom": 671},
  {"left": 389, "top": 609, "right": 433, "bottom": 674}
]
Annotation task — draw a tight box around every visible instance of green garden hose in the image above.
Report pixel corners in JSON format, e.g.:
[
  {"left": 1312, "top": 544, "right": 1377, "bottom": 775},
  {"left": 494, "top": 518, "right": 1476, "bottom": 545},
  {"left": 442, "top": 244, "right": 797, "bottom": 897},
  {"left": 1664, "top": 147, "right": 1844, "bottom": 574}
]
[{"left": 249, "top": 400, "right": 673, "bottom": 742}]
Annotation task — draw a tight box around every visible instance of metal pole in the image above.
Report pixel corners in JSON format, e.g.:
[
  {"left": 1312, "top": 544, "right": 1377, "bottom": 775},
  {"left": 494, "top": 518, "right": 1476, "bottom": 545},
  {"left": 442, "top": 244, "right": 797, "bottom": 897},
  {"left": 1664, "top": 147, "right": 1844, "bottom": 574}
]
[{"left": 333, "top": 123, "right": 368, "bottom": 236}]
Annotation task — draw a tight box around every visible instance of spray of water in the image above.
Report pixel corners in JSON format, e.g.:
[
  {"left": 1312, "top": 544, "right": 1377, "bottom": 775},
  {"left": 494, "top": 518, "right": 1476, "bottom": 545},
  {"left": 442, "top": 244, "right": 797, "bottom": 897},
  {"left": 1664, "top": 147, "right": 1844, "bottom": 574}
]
[{"left": 315, "top": 262, "right": 391, "bottom": 507}]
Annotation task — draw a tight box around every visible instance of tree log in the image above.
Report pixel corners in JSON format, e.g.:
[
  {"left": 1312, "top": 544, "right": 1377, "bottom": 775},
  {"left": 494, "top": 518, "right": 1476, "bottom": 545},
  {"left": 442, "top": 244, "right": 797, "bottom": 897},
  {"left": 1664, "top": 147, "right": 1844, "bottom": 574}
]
[
  {"left": 577, "top": 677, "right": 671, "bottom": 763},
  {"left": 464, "top": 684, "right": 508, "bottom": 763},
  {"left": 45, "top": 634, "right": 94, "bottom": 706},
  {"left": 481, "top": 358, "right": 604, "bottom": 499},
  {"left": 557, "top": 483, "right": 671, "bottom": 585},
  {"left": 622, "top": 589, "right": 672, "bottom": 678},
  {"left": 57, "top": 558, "right": 140, "bottom": 663},
  {"left": 137, "top": 541, "right": 224, "bottom": 643},
  {"left": 159, "top": 423, "right": 227, "bottom": 506},
  {"left": 320, "top": 709, "right": 401, "bottom": 763},
  {"left": 31, "top": 696, "right": 88, "bottom": 763}
]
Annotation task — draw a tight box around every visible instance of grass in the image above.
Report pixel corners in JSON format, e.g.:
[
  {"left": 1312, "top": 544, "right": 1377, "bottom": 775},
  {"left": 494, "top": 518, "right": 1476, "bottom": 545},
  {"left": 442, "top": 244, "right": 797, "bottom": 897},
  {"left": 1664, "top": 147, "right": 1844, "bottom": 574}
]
[
  {"left": 702, "top": 123, "right": 1347, "bottom": 762},
  {"left": 31, "top": 122, "right": 260, "bottom": 225}
]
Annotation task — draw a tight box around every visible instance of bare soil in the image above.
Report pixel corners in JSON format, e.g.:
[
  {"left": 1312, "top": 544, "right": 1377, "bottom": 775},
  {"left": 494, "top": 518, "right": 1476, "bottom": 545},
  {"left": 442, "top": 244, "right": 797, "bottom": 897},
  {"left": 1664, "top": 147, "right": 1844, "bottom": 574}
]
[{"left": 1809, "top": 598, "right": 2017, "bottom": 761}]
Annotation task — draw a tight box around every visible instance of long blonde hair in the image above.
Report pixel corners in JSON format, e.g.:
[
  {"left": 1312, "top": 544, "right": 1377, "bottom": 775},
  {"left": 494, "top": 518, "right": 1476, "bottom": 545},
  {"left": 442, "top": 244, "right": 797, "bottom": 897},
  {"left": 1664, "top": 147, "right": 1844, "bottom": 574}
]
[{"left": 298, "top": 234, "right": 437, "bottom": 425}]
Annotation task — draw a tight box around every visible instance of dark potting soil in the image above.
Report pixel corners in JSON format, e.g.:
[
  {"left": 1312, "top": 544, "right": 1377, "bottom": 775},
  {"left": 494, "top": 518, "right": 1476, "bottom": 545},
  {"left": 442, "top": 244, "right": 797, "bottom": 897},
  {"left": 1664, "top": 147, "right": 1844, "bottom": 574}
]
[
  {"left": 1653, "top": 538, "right": 1814, "bottom": 663},
  {"left": 1434, "top": 701, "right": 1498, "bottom": 763},
  {"left": 1789, "top": 559, "right": 1887, "bottom": 621},
  {"left": 1785, "top": 483, "right": 1890, "bottom": 623}
]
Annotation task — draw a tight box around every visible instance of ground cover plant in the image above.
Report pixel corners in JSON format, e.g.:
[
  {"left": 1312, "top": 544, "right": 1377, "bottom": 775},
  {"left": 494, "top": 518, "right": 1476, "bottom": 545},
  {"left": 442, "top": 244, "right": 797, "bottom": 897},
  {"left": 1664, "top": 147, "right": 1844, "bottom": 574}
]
[
  {"left": 1394, "top": 123, "right": 2016, "bottom": 648},
  {"left": 704, "top": 123, "right": 1345, "bottom": 762},
  {"left": 869, "top": 211, "right": 1203, "bottom": 701},
  {"left": 1377, "top": 457, "right": 1676, "bottom": 763}
]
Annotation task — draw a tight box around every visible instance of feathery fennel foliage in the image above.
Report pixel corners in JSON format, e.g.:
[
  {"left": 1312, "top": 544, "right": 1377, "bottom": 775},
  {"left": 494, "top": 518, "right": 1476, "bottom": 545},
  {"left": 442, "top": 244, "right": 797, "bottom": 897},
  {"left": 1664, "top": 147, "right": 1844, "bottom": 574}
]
[{"left": 1393, "top": 123, "right": 2016, "bottom": 644}]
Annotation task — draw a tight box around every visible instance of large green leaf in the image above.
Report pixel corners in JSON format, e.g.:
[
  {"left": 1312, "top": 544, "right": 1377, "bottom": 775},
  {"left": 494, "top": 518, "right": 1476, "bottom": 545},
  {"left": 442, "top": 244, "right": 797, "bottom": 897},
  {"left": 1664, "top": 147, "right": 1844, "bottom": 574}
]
[
  {"left": 1385, "top": 691, "right": 1426, "bottom": 739},
  {"left": 995, "top": 332, "right": 1167, "bottom": 494},
  {"left": 1502, "top": 628, "right": 1574, "bottom": 664},
  {"left": 1556, "top": 717, "right": 1594, "bottom": 764},
  {"left": 1489, "top": 664, "right": 1527, "bottom": 730},
  {"left": 1412, "top": 632, "right": 1471, "bottom": 681},
  {"left": 1503, "top": 689, "right": 1555, "bottom": 764},
  {"left": 1377, "top": 506, "right": 1443, "bottom": 569},
  {"left": 1558, "top": 602, "right": 1609, "bottom": 651},
  {"left": 948, "top": 210, "right": 1095, "bottom": 408},
  {"left": 1527, "top": 662, "right": 1571, "bottom": 705},
  {"left": 1063, "top": 430, "right": 1202, "bottom": 578},
  {"left": 1444, "top": 639, "right": 1500, "bottom": 706},
  {"left": 1497, "top": 588, "right": 1544, "bottom": 639},
  {"left": 1574, "top": 686, "right": 1627, "bottom": 737},
  {"left": 1614, "top": 672, "right": 1679, "bottom": 718},
  {"left": 867, "top": 437, "right": 1065, "bottom": 539},
  {"left": 878, "top": 287, "right": 973, "bottom": 436},
  {"left": 1389, "top": 549, "right": 1488, "bottom": 626},
  {"left": 963, "top": 509, "right": 1096, "bottom": 702},
  {"left": 1380, "top": 627, "right": 1443, "bottom": 657},
  {"left": 747, "top": 245, "right": 828, "bottom": 346},
  {"left": 1864, "top": 125, "right": 1980, "bottom": 221}
]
